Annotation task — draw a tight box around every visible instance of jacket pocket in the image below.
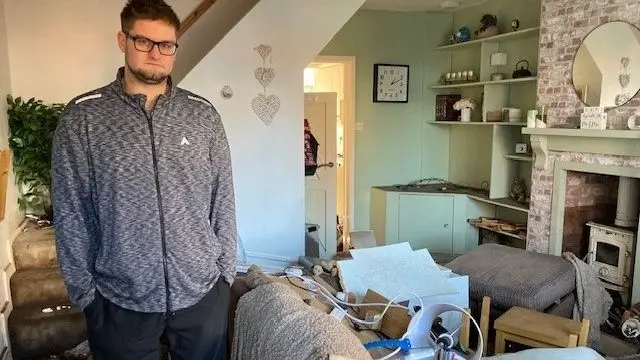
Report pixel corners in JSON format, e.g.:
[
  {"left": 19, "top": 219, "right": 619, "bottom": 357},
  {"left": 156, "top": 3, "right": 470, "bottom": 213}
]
[{"left": 209, "top": 230, "right": 223, "bottom": 261}]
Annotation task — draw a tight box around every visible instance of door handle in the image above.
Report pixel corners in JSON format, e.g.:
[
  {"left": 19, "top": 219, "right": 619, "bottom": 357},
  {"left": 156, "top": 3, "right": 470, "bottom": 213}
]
[
  {"left": 444, "top": 224, "right": 449, "bottom": 228},
  {"left": 318, "top": 162, "right": 335, "bottom": 169}
]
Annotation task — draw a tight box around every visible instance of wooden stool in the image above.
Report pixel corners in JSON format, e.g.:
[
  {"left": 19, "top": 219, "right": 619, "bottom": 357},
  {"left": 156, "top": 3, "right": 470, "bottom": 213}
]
[{"left": 493, "top": 306, "right": 590, "bottom": 354}]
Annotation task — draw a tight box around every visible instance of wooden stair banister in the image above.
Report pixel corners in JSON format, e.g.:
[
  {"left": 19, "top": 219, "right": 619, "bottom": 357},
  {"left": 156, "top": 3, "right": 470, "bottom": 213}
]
[
  {"left": 171, "top": 0, "right": 260, "bottom": 83},
  {"left": 178, "top": 0, "right": 217, "bottom": 38}
]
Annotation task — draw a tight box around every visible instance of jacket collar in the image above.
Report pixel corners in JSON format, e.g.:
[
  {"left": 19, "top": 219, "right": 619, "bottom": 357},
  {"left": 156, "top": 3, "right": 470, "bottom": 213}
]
[{"left": 111, "top": 66, "right": 176, "bottom": 109}]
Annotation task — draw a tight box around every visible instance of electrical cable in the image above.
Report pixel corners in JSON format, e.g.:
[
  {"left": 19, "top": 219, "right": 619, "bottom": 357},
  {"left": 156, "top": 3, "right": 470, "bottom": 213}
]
[
  {"left": 282, "top": 269, "right": 425, "bottom": 359},
  {"left": 283, "top": 269, "right": 421, "bottom": 328},
  {"left": 281, "top": 268, "right": 487, "bottom": 360},
  {"left": 282, "top": 267, "right": 410, "bottom": 310}
]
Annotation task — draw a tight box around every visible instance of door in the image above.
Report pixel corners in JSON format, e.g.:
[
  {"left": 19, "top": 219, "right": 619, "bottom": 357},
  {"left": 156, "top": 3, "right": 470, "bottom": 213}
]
[
  {"left": 398, "top": 194, "right": 454, "bottom": 253},
  {"left": 305, "top": 92, "right": 337, "bottom": 259}
]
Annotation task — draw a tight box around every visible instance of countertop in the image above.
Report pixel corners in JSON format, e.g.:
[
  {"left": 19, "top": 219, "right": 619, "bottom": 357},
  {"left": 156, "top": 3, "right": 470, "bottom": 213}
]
[{"left": 373, "top": 184, "right": 489, "bottom": 197}]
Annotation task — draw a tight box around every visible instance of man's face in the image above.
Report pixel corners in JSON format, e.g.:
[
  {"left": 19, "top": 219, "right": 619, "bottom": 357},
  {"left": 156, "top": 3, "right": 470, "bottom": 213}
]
[{"left": 118, "top": 19, "right": 177, "bottom": 85}]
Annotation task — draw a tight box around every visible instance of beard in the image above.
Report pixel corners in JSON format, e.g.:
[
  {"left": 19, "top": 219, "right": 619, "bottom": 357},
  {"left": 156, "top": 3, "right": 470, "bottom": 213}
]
[{"left": 126, "top": 61, "right": 169, "bottom": 85}]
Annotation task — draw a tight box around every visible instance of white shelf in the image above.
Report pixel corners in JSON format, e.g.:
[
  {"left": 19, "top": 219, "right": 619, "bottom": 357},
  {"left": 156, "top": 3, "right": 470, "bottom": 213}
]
[
  {"left": 504, "top": 153, "right": 533, "bottom": 161},
  {"left": 430, "top": 121, "right": 527, "bottom": 126},
  {"left": 432, "top": 77, "right": 537, "bottom": 89},
  {"left": 434, "top": 27, "right": 541, "bottom": 51},
  {"left": 470, "top": 221, "right": 527, "bottom": 242},
  {"left": 467, "top": 194, "right": 530, "bottom": 213}
]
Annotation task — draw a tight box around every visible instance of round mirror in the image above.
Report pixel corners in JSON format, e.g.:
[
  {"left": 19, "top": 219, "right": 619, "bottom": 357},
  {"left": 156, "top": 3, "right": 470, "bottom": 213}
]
[{"left": 572, "top": 21, "right": 640, "bottom": 108}]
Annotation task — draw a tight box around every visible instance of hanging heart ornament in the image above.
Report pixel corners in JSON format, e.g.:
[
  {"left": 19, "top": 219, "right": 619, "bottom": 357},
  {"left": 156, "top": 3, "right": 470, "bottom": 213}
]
[
  {"left": 251, "top": 93, "right": 281, "bottom": 125},
  {"left": 254, "top": 44, "right": 272, "bottom": 60},
  {"left": 619, "top": 74, "right": 630, "bottom": 88},
  {"left": 255, "top": 67, "right": 276, "bottom": 88}
]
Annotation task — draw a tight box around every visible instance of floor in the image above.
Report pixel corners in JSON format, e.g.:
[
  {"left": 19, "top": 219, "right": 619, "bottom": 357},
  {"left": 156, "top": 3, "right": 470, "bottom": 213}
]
[{"left": 601, "top": 333, "right": 639, "bottom": 358}]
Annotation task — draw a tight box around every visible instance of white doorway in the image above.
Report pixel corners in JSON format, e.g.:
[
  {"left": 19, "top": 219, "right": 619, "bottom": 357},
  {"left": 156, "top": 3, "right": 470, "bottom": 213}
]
[{"left": 304, "top": 56, "right": 355, "bottom": 256}]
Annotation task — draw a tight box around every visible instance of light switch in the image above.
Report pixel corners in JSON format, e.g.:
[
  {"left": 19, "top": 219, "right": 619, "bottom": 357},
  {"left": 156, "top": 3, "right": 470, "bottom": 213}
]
[{"left": 355, "top": 122, "right": 364, "bottom": 131}]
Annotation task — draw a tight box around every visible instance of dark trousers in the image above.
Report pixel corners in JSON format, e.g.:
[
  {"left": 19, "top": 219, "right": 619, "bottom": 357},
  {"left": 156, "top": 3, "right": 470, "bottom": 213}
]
[{"left": 84, "top": 277, "right": 230, "bottom": 360}]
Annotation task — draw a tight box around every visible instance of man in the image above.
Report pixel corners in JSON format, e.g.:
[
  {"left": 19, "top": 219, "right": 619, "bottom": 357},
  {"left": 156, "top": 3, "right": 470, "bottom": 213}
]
[{"left": 51, "top": 0, "right": 237, "bottom": 359}]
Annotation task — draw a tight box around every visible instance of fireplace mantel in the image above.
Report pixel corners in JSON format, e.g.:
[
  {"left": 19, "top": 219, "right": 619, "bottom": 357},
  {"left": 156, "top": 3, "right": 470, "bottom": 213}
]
[{"left": 522, "top": 128, "right": 640, "bottom": 170}]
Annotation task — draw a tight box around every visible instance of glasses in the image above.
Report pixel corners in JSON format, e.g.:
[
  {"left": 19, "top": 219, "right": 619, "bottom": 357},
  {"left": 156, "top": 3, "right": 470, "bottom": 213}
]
[{"left": 125, "top": 32, "right": 178, "bottom": 56}]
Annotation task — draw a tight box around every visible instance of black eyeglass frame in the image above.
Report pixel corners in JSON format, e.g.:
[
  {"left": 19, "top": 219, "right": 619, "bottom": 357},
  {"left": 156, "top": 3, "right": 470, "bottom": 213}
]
[{"left": 124, "top": 32, "right": 179, "bottom": 56}]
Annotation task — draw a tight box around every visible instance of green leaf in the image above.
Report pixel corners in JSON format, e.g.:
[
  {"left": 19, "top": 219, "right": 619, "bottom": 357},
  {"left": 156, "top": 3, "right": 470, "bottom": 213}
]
[{"left": 5, "top": 94, "right": 63, "bottom": 217}]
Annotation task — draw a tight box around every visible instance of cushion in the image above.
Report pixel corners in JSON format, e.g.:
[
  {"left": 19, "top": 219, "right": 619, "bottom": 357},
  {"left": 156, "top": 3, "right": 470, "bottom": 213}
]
[
  {"left": 446, "top": 244, "right": 575, "bottom": 311},
  {"left": 230, "top": 265, "right": 372, "bottom": 360}
]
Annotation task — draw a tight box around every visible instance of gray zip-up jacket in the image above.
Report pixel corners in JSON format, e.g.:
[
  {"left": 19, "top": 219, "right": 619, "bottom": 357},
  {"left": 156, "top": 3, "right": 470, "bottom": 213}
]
[{"left": 51, "top": 67, "right": 237, "bottom": 313}]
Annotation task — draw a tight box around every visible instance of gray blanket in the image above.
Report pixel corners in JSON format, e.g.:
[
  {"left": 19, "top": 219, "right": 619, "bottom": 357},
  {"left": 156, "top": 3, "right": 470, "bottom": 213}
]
[
  {"left": 563, "top": 252, "right": 613, "bottom": 350},
  {"left": 231, "top": 266, "right": 372, "bottom": 360}
]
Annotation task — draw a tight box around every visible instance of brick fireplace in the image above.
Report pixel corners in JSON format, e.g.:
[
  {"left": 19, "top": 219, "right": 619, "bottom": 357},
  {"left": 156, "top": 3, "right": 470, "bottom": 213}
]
[{"left": 526, "top": 0, "right": 640, "bottom": 259}]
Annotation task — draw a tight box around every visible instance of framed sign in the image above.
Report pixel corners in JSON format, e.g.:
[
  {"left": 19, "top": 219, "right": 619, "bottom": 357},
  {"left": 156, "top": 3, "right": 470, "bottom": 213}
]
[{"left": 373, "top": 64, "right": 409, "bottom": 103}]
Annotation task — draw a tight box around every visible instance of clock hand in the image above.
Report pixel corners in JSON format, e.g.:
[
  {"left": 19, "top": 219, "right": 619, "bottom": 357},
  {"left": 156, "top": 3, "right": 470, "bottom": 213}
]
[{"left": 390, "top": 78, "right": 400, "bottom": 86}]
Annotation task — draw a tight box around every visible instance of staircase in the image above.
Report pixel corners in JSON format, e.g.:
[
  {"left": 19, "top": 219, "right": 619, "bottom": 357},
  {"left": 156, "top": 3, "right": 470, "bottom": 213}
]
[{"left": 8, "top": 225, "right": 86, "bottom": 359}]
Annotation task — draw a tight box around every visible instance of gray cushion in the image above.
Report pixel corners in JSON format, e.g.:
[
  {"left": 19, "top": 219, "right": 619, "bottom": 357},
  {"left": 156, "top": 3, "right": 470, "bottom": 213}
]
[{"left": 446, "top": 244, "right": 576, "bottom": 311}]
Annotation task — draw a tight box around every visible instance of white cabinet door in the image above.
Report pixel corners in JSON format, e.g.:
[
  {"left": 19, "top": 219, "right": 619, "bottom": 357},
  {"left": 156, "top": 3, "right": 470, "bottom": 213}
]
[{"left": 398, "top": 194, "right": 454, "bottom": 253}]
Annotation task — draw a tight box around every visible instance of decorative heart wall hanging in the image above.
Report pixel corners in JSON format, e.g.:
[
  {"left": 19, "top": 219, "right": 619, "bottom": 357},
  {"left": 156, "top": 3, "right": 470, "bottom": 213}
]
[
  {"left": 255, "top": 67, "right": 276, "bottom": 88},
  {"left": 251, "top": 93, "right": 281, "bottom": 126},
  {"left": 254, "top": 44, "right": 272, "bottom": 60},
  {"left": 251, "top": 44, "right": 280, "bottom": 125}
]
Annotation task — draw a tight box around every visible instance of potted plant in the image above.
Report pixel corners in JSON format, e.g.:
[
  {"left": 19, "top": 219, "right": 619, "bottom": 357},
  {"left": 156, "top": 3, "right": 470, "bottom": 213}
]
[
  {"left": 6, "top": 95, "right": 63, "bottom": 221},
  {"left": 453, "top": 98, "right": 476, "bottom": 122}
]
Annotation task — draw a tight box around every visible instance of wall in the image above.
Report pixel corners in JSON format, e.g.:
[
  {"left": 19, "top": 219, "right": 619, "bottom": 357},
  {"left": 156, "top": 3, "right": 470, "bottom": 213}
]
[
  {"left": 537, "top": 0, "right": 640, "bottom": 129},
  {"left": 321, "top": 10, "right": 452, "bottom": 230},
  {"left": 526, "top": 0, "right": 640, "bottom": 253},
  {"left": 180, "top": 0, "right": 365, "bottom": 261},
  {"left": 4, "top": 0, "right": 200, "bottom": 104},
  {"left": 0, "top": 0, "right": 25, "bottom": 254}
]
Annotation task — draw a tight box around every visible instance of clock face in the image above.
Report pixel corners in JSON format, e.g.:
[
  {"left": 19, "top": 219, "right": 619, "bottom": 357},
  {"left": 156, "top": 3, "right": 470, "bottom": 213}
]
[{"left": 373, "top": 64, "right": 409, "bottom": 103}]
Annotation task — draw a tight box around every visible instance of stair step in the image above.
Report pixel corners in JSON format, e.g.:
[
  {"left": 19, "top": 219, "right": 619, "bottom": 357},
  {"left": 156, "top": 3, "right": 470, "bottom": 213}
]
[
  {"left": 11, "top": 268, "right": 70, "bottom": 308},
  {"left": 8, "top": 302, "right": 86, "bottom": 359},
  {"left": 13, "top": 228, "right": 56, "bottom": 270}
]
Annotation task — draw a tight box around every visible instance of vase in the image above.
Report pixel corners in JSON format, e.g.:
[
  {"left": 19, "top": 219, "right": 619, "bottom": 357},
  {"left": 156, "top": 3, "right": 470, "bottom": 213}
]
[{"left": 461, "top": 108, "right": 471, "bottom": 122}]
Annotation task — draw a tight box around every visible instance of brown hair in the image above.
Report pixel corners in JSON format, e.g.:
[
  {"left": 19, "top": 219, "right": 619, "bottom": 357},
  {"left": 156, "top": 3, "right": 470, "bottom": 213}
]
[{"left": 120, "top": 0, "right": 180, "bottom": 34}]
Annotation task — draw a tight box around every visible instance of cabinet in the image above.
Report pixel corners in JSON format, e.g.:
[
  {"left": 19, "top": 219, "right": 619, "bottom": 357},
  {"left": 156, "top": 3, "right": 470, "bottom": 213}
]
[
  {"left": 398, "top": 194, "right": 454, "bottom": 253},
  {"left": 370, "top": 188, "right": 493, "bottom": 255}
]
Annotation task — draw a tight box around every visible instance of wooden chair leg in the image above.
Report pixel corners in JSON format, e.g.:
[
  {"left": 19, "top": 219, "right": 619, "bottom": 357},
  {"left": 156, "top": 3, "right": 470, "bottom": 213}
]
[
  {"left": 494, "top": 330, "right": 506, "bottom": 354},
  {"left": 578, "top": 319, "right": 590, "bottom": 346},
  {"left": 459, "top": 308, "right": 470, "bottom": 349},
  {"left": 480, "top": 296, "right": 491, "bottom": 356}
]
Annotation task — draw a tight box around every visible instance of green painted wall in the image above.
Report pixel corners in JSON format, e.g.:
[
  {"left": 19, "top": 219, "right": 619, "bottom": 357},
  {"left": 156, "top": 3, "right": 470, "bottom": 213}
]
[
  {"left": 321, "top": 10, "right": 452, "bottom": 230},
  {"left": 319, "top": 0, "right": 540, "bottom": 231}
]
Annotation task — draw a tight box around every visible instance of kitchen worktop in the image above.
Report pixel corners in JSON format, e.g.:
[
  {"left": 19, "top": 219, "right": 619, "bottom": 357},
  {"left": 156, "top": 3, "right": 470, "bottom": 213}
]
[{"left": 373, "top": 184, "right": 489, "bottom": 197}]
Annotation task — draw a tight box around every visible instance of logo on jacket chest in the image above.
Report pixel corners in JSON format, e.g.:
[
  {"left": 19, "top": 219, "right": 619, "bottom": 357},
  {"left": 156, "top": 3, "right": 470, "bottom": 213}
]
[{"left": 180, "top": 136, "right": 190, "bottom": 146}]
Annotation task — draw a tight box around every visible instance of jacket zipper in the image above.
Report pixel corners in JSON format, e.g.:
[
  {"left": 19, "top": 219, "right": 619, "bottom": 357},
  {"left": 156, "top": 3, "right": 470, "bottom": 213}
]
[{"left": 145, "top": 112, "right": 172, "bottom": 315}]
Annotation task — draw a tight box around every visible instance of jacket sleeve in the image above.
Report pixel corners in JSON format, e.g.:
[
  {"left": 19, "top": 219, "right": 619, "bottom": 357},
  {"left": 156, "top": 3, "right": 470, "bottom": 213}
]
[
  {"left": 51, "top": 107, "right": 99, "bottom": 310},
  {"left": 209, "top": 110, "right": 237, "bottom": 286}
]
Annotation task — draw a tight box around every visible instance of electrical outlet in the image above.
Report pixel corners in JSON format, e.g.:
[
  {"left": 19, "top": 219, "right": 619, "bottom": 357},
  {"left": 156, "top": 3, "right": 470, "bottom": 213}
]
[{"left": 515, "top": 143, "right": 528, "bottom": 153}]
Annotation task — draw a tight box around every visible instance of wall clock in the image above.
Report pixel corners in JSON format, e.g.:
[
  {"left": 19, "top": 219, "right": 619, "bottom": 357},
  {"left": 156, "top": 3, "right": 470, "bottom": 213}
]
[{"left": 373, "top": 63, "right": 409, "bottom": 103}]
